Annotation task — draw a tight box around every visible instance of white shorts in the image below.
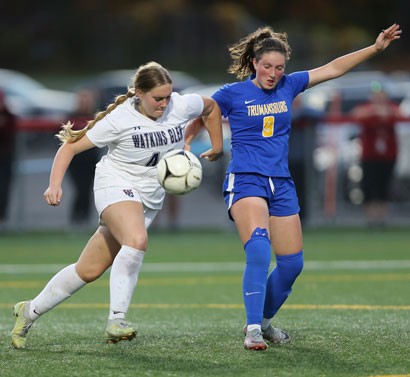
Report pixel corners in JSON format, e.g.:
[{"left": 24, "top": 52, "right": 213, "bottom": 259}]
[
  {"left": 93, "top": 157, "right": 165, "bottom": 209},
  {"left": 94, "top": 186, "right": 160, "bottom": 229}
]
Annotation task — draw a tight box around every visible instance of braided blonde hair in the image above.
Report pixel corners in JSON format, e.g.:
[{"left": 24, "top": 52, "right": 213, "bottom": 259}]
[
  {"left": 228, "top": 26, "right": 292, "bottom": 80},
  {"left": 57, "top": 61, "right": 172, "bottom": 143}
]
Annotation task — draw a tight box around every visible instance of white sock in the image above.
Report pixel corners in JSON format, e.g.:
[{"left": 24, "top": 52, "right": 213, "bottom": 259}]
[
  {"left": 28, "top": 264, "right": 86, "bottom": 321},
  {"left": 247, "top": 324, "right": 261, "bottom": 332},
  {"left": 109, "top": 246, "right": 145, "bottom": 320},
  {"left": 261, "top": 318, "right": 272, "bottom": 331}
]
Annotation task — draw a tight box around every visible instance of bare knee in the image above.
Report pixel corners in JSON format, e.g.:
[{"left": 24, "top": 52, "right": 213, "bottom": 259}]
[
  {"left": 120, "top": 229, "right": 148, "bottom": 251},
  {"left": 122, "top": 232, "right": 148, "bottom": 251},
  {"left": 75, "top": 262, "right": 107, "bottom": 283}
]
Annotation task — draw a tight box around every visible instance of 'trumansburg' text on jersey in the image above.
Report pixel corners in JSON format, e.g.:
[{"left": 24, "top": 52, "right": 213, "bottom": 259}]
[{"left": 212, "top": 71, "right": 309, "bottom": 177}]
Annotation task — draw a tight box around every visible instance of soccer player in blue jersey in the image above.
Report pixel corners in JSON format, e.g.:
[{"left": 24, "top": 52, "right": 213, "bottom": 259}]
[{"left": 212, "top": 23, "right": 401, "bottom": 350}]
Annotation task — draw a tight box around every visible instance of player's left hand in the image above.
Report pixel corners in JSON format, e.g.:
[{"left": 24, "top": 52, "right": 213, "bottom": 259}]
[
  {"left": 200, "top": 149, "right": 224, "bottom": 161},
  {"left": 375, "top": 23, "right": 401, "bottom": 51}
]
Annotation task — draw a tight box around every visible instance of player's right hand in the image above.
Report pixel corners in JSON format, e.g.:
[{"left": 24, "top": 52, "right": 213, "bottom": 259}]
[{"left": 43, "top": 187, "right": 62, "bottom": 206}]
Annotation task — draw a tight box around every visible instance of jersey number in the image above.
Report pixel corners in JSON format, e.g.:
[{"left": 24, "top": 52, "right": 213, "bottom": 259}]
[
  {"left": 262, "top": 116, "right": 275, "bottom": 137},
  {"left": 146, "top": 152, "right": 160, "bottom": 167}
]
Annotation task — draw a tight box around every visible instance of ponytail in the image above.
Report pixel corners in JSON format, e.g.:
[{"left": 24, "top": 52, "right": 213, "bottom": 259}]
[{"left": 56, "top": 89, "right": 135, "bottom": 143}]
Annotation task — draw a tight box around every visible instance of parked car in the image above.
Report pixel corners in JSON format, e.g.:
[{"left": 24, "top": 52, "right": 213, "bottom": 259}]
[
  {"left": 400, "top": 95, "right": 410, "bottom": 116},
  {"left": 396, "top": 71, "right": 410, "bottom": 116},
  {"left": 301, "top": 70, "right": 410, "bottom": 205},
  {"left": 74, "top": 69, "right": 202, "bottom": 110},
  {"left": 181, "top": 83, "right": 231, "bottom": 154},
  {"left": 299, "top": 70, "right": 402, "bottom": 113},
  {"left": 0, "top": 68, "right": 75, "bottom": 119}
]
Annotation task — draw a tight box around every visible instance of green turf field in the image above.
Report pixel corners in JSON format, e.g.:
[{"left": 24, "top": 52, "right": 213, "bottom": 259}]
[{"left": 1, "top": 228, "right": 409, "bottom": 377}]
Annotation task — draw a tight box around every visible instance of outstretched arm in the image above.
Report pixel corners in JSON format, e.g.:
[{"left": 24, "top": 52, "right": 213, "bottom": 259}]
[
  {"left": 43, "top": 135, "right": 95, "bottom": 206},
  {"left": 308, "top": 23, "right": 401, "bottom": 88}
]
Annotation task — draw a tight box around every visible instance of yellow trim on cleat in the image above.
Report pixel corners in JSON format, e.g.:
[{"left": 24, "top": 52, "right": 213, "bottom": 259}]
[
  {"left": 11, "top": 301, "right": 33, "bottom": 349},
  {"left": 105, "top": 319, "right": 137, "bottom": 344}
]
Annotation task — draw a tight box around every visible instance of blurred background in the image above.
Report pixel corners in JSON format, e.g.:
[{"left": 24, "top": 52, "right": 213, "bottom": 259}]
[{"left": 1, "top": 0, "right": 410, "bottom": 232}]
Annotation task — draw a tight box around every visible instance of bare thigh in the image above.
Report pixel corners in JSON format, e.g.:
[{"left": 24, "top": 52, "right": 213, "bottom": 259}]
[
  {"left": 230, "top": 197, "right": 270, "bottom": 245},
  {"left": 269, "top": 214, "right": 303, "bottom": 255},
  {"left": 75, "top": 226, "right": 121, "bottom": 282},
  {"left": 101, "top": 201, "right": 148, "bottom": 250}
]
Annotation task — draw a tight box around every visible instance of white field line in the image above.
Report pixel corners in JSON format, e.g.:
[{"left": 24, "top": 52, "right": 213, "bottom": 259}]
[{"left": 1, "top": 260, "right": 410, "bottom": 274}]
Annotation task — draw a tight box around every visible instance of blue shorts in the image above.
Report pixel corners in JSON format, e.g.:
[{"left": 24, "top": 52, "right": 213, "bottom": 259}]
[{"left": 223, "top": 173, "right": 300, "bottom": 219}]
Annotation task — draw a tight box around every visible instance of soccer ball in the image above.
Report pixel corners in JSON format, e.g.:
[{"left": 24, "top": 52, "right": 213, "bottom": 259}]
[{"left": 157, "top": 149, "right": 203, "bottom": 195}]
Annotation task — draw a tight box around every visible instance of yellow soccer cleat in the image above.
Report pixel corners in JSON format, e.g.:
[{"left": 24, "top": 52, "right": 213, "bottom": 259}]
[
  {"left": 11, "top": 301, "right": 33, "bottom": 349},
  {"left": 105, "top": 319, "right": 137, "bottom": 344}
]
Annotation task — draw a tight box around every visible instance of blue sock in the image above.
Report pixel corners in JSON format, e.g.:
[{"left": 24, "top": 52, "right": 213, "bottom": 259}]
[
  {"left": 263, "top": 250, "right": 304, "bottom": 319},
  {"left": 242, "top": 228, "right": 271, "bottom": 325}
]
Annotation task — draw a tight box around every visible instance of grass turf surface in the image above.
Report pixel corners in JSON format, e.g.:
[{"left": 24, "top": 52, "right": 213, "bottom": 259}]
[{"left": 0, "top": 228, "right": 409, "bottom": 377}]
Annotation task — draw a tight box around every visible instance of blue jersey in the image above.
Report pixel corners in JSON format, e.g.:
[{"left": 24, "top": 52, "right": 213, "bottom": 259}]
[{"left": 212, "top": 71, "right": 309, "bottom": 177}]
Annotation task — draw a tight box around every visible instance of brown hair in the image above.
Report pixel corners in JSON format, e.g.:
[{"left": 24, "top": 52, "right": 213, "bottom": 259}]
[
  {"left": 57, "top": 61, "right": 172, "bottom": 143},
  {"left": 227, "top": 26, "right": 292, "bottom": 80}
]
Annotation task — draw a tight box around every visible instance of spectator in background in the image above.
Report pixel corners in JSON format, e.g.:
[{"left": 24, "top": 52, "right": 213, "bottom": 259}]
[
  {"left": 351, "top": 84, "right": 403, "bottom": 227},
  {"left": 0, "top": 89, "right": 17, "bottom": 228},
  {"left": 67, "top": 90, "right": 100, "bottom": 225}
]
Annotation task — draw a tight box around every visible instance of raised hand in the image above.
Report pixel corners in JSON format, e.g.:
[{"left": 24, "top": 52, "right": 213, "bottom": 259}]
[{"left": 375, "top": 23, "right": 401, "bottom": 51}]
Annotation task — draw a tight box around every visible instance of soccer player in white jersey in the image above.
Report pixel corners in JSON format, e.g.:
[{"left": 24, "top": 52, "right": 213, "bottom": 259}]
[{"left": 11, "top": 61, "right": 224, "bottom": 349}]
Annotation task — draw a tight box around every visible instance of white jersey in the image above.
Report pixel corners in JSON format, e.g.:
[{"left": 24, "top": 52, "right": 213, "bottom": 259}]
[{"left": 87, "top": 92, "right": 204, "bottom": 210}]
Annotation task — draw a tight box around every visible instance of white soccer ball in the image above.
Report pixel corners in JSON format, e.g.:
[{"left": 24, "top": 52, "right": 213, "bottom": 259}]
[{"left": 157, "top": 149, "right": 203, "bottom": 195}]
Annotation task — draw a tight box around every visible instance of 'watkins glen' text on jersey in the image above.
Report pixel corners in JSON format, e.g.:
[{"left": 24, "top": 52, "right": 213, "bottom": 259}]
[
  {"left": 86, "top": 92, "right": 203, "bottom": 167},
  {"left": 131, "top": 126, "right": 183, "bottom": 148}
]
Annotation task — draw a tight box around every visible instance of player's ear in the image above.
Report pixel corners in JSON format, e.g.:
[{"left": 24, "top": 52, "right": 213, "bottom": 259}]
[
  {"left": 135, "top": 89, "right": 143, "bottom": 101},
  {"left": 252, "top": 58, "right": 258, "bottom": 71}
]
